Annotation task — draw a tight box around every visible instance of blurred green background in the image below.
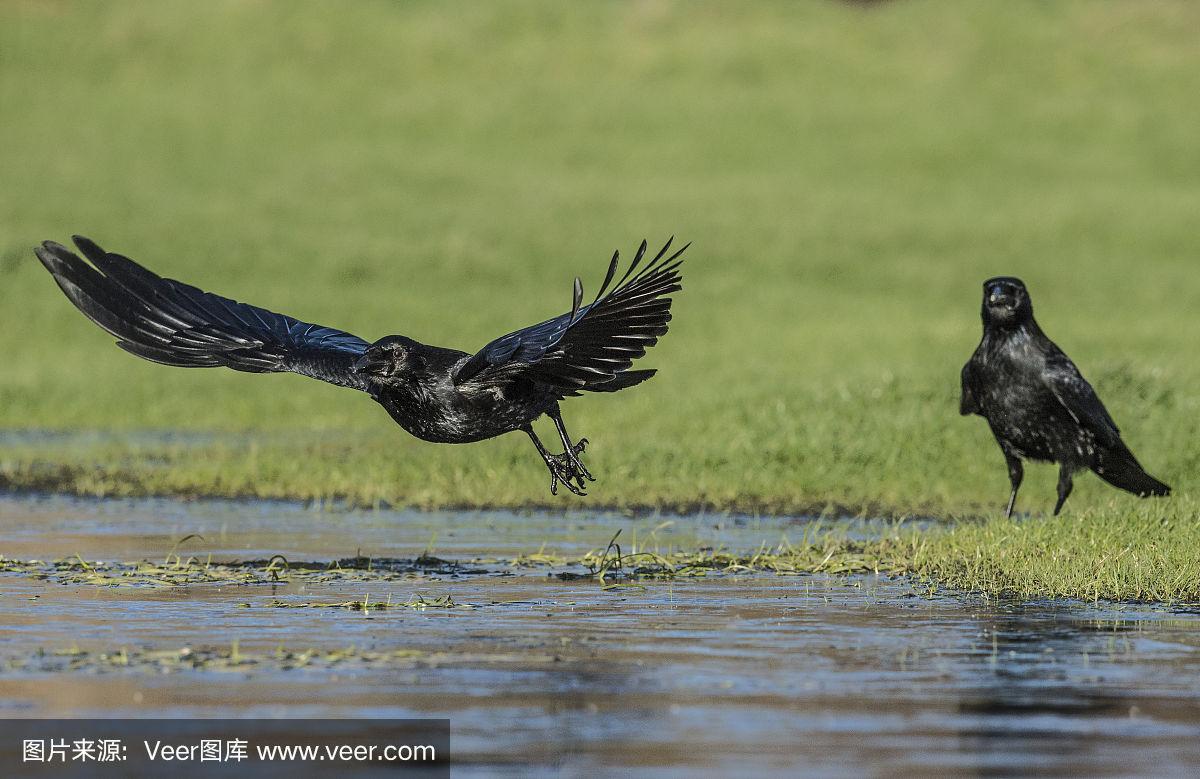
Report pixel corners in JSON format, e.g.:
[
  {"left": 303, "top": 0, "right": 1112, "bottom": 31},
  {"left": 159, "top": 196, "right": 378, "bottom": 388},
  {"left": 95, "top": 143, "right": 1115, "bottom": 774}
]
[{"left": 0, "top": 0, "right": 1196, "bottom": 513}]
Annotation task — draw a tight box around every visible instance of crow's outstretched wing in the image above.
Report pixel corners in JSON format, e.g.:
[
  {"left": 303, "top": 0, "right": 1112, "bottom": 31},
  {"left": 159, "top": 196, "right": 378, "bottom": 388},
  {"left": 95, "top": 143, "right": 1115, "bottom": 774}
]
[
  {"left": 454, "top": 238, "right": 686, "bottom": 397},
  {"left": 1042, "top": 348, "right": 1120, "bottom": 448},
  {"left": 36, "top": 236, "right": 372, "bottom": 391}
]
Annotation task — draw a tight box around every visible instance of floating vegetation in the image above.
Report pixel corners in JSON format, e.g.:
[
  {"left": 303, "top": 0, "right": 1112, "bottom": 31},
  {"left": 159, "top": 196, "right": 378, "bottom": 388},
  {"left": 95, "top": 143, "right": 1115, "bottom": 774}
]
[
  {"left": 266, "top": 593, "right": 472, "bottom": 611},
  {"left": 4, "top": 643, "right": 561, "bottom": 675},
  {"left": 0, "top": 511, "right": 918, "bottom": 595},
  {"left": 7, "top": 504, "right": 1200, "bottom": 604},
  {"left": 0, "top": 526, "right": 901, "bottom": 591},
  {"left": 547, "top": 529, "right": 901, "bottom": 584},
  {"left": 0, "top": 553, "right": 496, "bottom": 589}
]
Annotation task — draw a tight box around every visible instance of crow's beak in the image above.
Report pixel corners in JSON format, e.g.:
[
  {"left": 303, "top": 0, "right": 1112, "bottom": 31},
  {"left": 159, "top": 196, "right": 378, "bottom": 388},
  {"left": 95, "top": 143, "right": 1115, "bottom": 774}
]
[{"left": 352, "top": 351, "right": 386, "bottom": 375}]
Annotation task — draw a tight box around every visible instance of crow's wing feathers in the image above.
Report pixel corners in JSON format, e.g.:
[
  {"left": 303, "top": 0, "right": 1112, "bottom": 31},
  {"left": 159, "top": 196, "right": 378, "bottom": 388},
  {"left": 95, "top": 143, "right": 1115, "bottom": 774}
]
[
  {"left": 454, "top": 238, "right": 685, "bottom": 396},
  {"left": 36, "top": 236, "right": 372, "bottom": 391},
  {"left": 1042, "top": 352, "right": 1120, "bottom": 447},
  {"left": 959, "top": 360, "right": 980, "bottom": 416}
]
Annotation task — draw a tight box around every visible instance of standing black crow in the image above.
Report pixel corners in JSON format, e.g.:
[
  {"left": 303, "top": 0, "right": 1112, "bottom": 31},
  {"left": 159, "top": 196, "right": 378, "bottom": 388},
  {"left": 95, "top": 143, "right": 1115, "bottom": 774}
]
[
  {"left": 960, "top": 277, "right": 1170, "bottom": 518},
  {"left": 35, "top": 235, "right": 686, "bottom": 496}
]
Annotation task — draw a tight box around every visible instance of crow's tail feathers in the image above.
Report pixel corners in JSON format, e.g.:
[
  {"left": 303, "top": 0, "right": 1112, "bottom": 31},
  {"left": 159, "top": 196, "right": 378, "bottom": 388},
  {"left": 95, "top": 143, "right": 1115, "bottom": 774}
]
[
  {"left": 583, "top": 369, "right": 656, "bottom": 393},
  {"left": 1093, "top": 442, "right": 1171, "bottom": 498}
]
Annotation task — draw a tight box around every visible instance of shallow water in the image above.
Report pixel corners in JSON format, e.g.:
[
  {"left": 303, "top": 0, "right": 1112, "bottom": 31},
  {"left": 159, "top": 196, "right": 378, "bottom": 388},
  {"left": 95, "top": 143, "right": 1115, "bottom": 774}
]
[{"left": 2, "top": 494, "right": 1200, "bottom": 776}]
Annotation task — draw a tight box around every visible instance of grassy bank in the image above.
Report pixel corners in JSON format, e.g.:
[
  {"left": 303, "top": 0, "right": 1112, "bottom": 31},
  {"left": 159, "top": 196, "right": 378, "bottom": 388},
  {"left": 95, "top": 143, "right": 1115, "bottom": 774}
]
[
  {"left": 539, "top": 508, "right": 1200, "bottom": 603},
  {"left": 1, "top": 2, "right": 1197, "bottom": 533}
]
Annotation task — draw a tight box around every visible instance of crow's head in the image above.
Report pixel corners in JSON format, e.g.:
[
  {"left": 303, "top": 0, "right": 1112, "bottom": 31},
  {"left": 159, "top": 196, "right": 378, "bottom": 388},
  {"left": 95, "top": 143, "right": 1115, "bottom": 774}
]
[
  {"left": 981, "top": 276, "right": 1032, "bottom": 327},
  {"left": 352, "top": 335, "right": 419, "bottom": 379}
]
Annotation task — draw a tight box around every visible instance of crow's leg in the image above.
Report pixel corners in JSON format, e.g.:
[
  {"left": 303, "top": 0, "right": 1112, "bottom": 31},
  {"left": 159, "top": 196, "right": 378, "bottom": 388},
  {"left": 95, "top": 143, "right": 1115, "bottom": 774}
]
[
  {"left": 548, "top": 407, "right": 595, "bottom": 484},
  {"left": 1003, "top": 451, "right": 1024, "bottom": 520},
  {"left": 1053, "top": 466, "right": 1075, "bottom": 516},
  {"left": 523, "top": 424, "right": 586, "bottom": 497}
]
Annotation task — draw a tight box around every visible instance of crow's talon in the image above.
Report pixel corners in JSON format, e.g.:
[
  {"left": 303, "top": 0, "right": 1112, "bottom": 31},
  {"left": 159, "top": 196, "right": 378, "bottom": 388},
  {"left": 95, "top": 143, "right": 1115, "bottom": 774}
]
[
  {"left": 570, "top": 441, "right": 596, "bottom": 482},
  {"left": 545, "top": 455, "right": 587, "bottom": 496},
  {"left": 549, "top": 437, "right": 594, "bottom": 482},
  {"left": 529, "top": 418, "right": 595, "bottom": 497},
  {"left": 548, "top": 450, "right": 591, "bottom": 490}
]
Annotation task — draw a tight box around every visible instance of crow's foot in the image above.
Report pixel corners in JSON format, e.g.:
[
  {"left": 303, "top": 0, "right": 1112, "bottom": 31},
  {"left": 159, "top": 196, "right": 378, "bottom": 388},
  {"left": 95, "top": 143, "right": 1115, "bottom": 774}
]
[
  {"left": 544, "top": 438, "right": 593, "bottom": 496},
  {"left": 553, "top": 437, "right": 594, "bottom": 481},
  {"left": 545, "top": 454, "right": 587, "bottom": 496}
]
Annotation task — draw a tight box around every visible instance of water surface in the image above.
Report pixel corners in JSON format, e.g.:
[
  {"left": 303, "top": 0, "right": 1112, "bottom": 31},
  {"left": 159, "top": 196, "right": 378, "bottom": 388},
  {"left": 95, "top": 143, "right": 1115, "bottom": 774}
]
[{"left": 2, "top": 494, "right": 1199, "bottom": 776}]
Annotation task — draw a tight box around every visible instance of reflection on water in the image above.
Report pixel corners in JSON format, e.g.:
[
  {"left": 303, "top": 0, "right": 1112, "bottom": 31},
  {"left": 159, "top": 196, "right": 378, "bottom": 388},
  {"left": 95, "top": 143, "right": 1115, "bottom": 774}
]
[{"left": 2, "top": 494, "right": 1200, "bottom": 776}]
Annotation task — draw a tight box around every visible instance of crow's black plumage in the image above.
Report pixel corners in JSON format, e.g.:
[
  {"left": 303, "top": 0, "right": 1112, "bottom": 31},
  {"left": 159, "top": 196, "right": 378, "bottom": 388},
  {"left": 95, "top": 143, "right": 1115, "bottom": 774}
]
[
  {"left": 960, "top": 277, "right": 1170, "bottom": 518},
  {"left": 35, "top": 235, "right": 686, "bottom": 496}
]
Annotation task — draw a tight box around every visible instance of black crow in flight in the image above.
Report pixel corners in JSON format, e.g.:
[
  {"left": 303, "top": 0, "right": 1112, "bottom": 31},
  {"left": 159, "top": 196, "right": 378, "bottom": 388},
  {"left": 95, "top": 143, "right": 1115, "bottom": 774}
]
[
  {"left": 960, "top": 277, "right": 1170, "bottom": 518},
  {"left": 35, "top": 236, "right": 686, "bottom": 496}
]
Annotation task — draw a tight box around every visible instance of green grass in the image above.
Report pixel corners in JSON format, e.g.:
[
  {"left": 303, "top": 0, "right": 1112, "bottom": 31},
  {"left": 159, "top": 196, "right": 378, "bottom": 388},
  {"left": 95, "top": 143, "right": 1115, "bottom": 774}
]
[
  {"left": 1, "top": 1, "right": 1198, "bottom": 598},
  {"left": 524, "top": 513, "right": 1200, "bottom": 603},
  {"left": 556, "top": 508, "right": 1200, "bottom": 603},
  {"left": 903, "top": 496, "right": 1200, "bottom": 602}
]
